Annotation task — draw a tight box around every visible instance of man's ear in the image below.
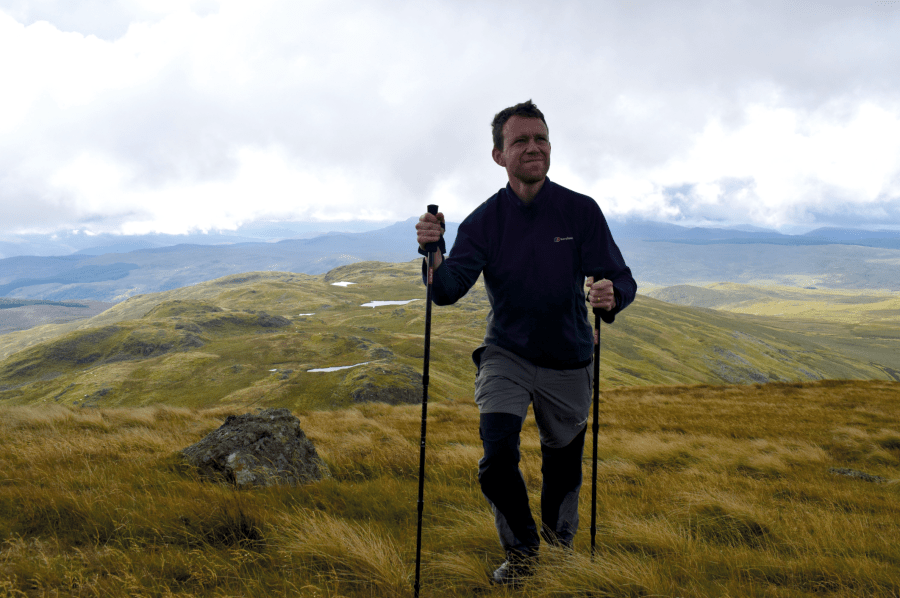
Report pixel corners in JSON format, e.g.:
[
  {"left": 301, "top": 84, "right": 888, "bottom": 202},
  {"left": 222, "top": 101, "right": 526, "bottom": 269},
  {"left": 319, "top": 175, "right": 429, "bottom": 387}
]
[{"left": 492, "top": 147, "right": 505, "bottom": 167}]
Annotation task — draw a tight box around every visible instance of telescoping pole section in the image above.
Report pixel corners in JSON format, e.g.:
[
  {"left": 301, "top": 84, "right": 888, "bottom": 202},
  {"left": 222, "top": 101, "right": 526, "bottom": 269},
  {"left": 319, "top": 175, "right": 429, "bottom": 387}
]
[
  {"left": 414, "top": 204, "right": 439, "bottom": 598},
  {"left": 591, "top": 310, "right": 601, "bottom": 559}
]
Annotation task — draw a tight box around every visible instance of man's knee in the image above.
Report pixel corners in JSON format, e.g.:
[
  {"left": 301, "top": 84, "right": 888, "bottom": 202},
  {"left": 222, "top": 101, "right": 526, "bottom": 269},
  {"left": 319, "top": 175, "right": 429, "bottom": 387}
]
[
  {"left": 541, "top": 425, "right": 586, "bottom": 487},
  {"left": 478, "top": 412, "right": 524, "bottom": 486}
]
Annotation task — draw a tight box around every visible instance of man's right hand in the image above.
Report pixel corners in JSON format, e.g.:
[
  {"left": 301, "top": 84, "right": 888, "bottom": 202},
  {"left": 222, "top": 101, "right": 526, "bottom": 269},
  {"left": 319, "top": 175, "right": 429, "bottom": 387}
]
[{"left": 415, "top": 211, "right": 445, "bottom": 269}]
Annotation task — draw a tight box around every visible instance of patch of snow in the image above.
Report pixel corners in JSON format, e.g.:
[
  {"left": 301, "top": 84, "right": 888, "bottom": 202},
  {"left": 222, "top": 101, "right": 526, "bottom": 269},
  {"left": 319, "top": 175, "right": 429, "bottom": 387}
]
[
  {"left": 361, "top": 299, "right": 420, "bottom": 308},
  {"left": 298, "top": 313, "right": 315, "bottom": 316},
  {"left": 307, "top": 362, "right": 370, "bottom": 373},
  {"left": 332, "top": 281, "right": 356, "bottom": 287}
]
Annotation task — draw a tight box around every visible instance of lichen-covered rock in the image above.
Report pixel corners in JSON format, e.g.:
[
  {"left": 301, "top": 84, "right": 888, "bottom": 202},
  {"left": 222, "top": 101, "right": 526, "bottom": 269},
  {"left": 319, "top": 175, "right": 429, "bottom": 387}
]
[
  {"left": 180, "top": 408, "right": 328, "bottom": 487},
  {"left": 347, "top": 364, "right": 423, "bottom": 405}
]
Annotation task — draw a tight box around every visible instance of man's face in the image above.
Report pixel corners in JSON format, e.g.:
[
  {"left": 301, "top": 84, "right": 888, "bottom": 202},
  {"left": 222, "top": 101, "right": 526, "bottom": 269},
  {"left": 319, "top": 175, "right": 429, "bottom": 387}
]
[{"left": 492, "top": 115, "right": 551, "bottom": 185}]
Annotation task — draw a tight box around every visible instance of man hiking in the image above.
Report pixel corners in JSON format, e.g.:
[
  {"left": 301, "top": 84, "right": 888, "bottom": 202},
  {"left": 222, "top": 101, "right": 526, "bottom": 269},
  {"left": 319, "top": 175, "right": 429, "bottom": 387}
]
[{"left": 415, "top": 100, "right": 636, "bottom": 586}]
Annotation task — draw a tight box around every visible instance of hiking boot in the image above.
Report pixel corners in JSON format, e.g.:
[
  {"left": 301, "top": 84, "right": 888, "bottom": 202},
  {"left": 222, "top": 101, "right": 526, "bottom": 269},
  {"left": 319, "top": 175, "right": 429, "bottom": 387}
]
[{"left": 491, "top": 549, "right": 537, "bottom": 587}]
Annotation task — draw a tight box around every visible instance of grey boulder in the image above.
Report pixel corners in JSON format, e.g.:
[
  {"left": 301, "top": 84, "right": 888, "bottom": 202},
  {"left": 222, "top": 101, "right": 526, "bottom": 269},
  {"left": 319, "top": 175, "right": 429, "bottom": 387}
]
[{"left": 181, "top": 408, "right": 329, "bottom": 487}]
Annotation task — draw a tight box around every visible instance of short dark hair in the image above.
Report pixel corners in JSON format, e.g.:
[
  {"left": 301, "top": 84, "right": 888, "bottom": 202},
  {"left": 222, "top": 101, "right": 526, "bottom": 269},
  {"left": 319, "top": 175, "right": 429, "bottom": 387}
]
[{"left": 491, "top": 100, "right": 548, "bottom": 151}]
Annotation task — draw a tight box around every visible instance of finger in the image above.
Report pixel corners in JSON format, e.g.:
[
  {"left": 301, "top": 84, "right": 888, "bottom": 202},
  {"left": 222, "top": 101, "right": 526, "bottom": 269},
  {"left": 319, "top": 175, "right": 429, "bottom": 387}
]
[
  {"left": 419, "top": 212, "right": 444, "bottom": 225},
  {"left": 593, "top": 290, "right": 616, "bottom": 310},
  {"left": 589, "top": 286, "right": 612, "bottom": 299},
  {"left": 589, "top": 288, "right": 615, "bottom": 308},
  {"left": 415, "top": 221, "right": 441, "bottom": 233},
  {"left": 415, "top": 221, "right": 442, "bottom": 235},
  {"left": 417, "top": 234, "right": 441, "bottom": 247}
]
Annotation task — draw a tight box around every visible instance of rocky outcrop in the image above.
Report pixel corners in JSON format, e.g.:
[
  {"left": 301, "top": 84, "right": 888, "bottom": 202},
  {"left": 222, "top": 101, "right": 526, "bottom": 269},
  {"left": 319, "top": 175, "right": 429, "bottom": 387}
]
[
  {"left": 351, "top": 384, "right": 419, "bottom": 405},
  {"left": 181, "top": 408, "right": 328, "bottom": 487},
  {"left": 348, "top": 364, "right": 423, "bottom": 405},
  {"left": 197, "top": 311, "right": 291, "bottom": 331},
  {"left": 829, "top": 467, "right": 887, "bottom": 484}
]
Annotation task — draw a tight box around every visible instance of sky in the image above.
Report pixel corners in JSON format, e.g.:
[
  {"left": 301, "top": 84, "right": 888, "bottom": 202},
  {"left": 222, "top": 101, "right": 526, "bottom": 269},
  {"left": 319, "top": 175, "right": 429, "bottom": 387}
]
[{"left": 1, "top": 0, "right": 899, "bottom": 237}]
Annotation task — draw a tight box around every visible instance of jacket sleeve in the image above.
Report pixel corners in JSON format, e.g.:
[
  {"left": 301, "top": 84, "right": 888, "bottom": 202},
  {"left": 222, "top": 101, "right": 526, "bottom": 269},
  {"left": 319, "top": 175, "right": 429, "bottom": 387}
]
[
  {"left": 420, "top": 221, "right": 487, "bottom": 306},
  {"left": 580, "top": 202, "right": 637, "bottom": 324}
]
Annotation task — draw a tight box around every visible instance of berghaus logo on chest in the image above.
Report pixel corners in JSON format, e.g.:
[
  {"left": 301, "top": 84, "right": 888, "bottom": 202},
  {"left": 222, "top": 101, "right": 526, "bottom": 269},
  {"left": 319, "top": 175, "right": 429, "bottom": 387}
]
[{"left": 554, "top": 236, "right": 574, "bottom": 242}]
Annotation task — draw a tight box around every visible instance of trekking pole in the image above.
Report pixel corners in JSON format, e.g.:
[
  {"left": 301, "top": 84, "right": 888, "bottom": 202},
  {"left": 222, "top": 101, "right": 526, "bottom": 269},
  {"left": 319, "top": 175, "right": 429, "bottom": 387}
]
[
  {"left": 414, "top": 204, "right": 439, "bottom": 598},
  {"left": 591, "top": 309, "right": 601, "bottom": 560}
]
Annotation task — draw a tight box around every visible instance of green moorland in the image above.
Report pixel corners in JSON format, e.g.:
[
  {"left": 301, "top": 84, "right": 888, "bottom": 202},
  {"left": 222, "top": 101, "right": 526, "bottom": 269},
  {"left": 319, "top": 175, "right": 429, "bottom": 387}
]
[
  {"left": 0, "top": 381, "right": 898, "bottom": 597},
  {"left": 645, "top": 282, "right": 900, "bottom": 325},
  {"left": 0, "top": 260, "right": 898, "bottom": 411},
  {"left": 1, "top": 260, "right": 899, "bottom": 596}
]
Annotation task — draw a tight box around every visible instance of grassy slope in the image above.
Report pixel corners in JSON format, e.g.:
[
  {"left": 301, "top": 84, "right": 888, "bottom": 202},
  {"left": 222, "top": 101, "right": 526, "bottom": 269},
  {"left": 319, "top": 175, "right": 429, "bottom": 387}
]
[
  {"left": 1, "top": 261, "right": 898, "bottom": 411},
  {"left": 645, "top": 282, "right": 900, "bottom": 380},
  {"left": 1, "top": 262, "right": 899, "bottom": 596},
  {"left": 0, "top": 380, "right": 898, "bottom": 597},
  {"left": 646, "top": 282, "right": 900, "bottom": 324}
]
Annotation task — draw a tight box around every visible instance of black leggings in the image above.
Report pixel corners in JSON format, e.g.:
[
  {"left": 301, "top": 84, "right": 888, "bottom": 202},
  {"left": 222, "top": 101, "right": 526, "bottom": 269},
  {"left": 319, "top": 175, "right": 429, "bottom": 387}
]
[{"left": 478, "top": 412, "right": 587, "bottom": 552}]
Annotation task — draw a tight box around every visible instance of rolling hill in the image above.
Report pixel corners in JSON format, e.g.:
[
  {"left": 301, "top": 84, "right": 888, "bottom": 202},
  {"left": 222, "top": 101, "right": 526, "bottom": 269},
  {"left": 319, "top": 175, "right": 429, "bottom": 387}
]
[
  {"left": 1, "top": 261, "right": 897, "bottom": 411},
  {"left": 645, "top": 283, "right": 900, "bottom": 324}
]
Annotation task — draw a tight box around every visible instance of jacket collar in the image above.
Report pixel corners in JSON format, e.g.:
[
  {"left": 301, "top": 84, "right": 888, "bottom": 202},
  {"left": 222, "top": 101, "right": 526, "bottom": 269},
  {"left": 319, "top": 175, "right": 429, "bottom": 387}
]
[{"left": 505, "top": 177, "right": 553, "bottom": 210}]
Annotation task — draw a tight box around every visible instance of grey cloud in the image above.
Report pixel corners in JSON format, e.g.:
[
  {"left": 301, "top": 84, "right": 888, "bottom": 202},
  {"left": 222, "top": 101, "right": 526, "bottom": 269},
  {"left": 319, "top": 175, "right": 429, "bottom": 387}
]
[
  {"left": 1, "top": 0, "right": 899, "bottom": 235},
  {"left": 657, "top": 178, "right": 761, "bottom": 225}
]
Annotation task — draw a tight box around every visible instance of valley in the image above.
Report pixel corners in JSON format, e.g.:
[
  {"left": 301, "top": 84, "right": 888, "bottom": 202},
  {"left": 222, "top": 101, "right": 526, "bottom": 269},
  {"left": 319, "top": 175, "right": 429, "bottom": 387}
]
[{"left": 1, "top": 261, "right": 898, "bottom": 412}]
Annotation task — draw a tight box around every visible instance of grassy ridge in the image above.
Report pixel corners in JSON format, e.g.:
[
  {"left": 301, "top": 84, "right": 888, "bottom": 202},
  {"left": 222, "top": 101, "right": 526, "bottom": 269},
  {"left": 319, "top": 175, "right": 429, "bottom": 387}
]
[
  {"left": 644, "top": 283, "right": 900, "bottom": 381},
  {"left": 1, "top": 261, "right": 898, "bottom": 410},
  {"left": 0, "top": 380, "right": 898, "bottom": 596},
  {"left": 646, "top": 282, "right": 900, "bottom": 324}
]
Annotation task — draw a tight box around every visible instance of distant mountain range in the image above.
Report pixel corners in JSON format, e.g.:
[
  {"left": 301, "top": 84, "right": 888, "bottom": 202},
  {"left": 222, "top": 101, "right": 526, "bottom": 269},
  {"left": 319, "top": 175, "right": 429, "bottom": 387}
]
[
  {"left": 0, "top": 220, "right": 393, "bottom": 258},
  {"left": 613, "top": 222, "right": 900, "bottom": 249},
  {"left": 0, "top": 219, "right": 898, "bottom": 303}
]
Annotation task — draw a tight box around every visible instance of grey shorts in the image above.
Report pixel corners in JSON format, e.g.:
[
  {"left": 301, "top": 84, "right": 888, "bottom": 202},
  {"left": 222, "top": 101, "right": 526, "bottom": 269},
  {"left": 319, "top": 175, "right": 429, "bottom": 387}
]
[{"left": 474, "top": 344, "right": 593, "bottom": 449}]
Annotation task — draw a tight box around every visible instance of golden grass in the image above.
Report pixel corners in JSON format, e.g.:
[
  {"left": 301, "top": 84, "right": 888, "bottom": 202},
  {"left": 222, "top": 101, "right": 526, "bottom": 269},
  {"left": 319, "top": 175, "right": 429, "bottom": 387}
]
[
  {"left": 0, "top": 380, "right": 899, "bottom": 596},
  {"left": 700, "top": 282, "right": 900, "bottom": 324}
]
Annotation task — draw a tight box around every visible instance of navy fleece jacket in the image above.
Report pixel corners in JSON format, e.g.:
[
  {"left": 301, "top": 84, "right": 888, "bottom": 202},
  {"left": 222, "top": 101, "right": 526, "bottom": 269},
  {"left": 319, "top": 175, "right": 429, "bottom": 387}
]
[{"left": 422, "top": 178, "right": 636, "bottom": 370}]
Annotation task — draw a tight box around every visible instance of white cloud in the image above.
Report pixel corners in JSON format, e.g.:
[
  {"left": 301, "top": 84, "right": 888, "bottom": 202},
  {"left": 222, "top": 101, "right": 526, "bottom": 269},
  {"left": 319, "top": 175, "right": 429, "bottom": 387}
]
[
  {"left": 1, "top": 0, "right": 899, "bottom": 237},
  {"left": 611, "top": 100, "right": 900, "bottom": 227}
]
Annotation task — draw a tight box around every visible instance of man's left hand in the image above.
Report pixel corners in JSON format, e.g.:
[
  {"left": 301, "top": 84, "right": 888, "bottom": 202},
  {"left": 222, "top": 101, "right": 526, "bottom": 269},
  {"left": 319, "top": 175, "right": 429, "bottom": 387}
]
[{"left": 585, "top": 277, "right": 616, "bottom": 311}]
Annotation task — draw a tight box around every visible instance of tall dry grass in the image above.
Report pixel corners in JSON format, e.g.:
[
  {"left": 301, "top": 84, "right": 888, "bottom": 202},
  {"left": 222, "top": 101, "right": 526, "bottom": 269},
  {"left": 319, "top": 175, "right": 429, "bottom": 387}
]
[{"left": 0, "top": 380, "right": 898, "bottom": 596}]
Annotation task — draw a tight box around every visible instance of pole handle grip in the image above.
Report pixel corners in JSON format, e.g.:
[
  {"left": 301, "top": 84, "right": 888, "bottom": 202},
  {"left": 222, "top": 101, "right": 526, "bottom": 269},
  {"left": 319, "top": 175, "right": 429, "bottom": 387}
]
[{"left": 424, "top": 205, "right": 440, "bottom": 252}]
